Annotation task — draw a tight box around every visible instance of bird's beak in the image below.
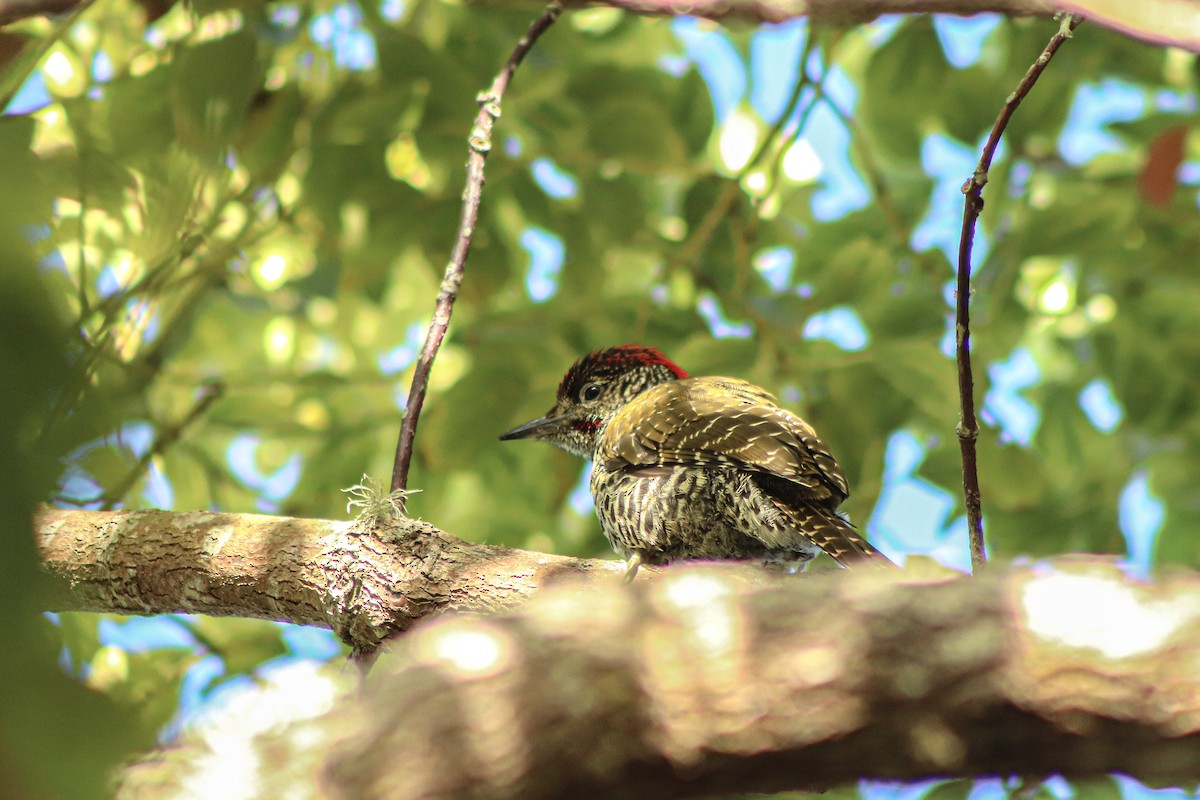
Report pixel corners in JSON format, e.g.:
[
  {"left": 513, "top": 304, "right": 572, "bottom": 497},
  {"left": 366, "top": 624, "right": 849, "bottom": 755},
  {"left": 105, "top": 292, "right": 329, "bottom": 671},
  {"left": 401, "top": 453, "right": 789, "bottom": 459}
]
[{"left": 499, "top": 414, "right": 565, "bottom": 441}]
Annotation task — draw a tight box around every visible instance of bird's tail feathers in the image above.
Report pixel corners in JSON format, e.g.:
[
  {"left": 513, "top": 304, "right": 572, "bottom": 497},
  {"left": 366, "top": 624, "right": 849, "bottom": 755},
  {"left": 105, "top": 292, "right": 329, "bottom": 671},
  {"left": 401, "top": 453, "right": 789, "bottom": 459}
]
[{"left": 777, "top": 502, "right": 897, "bottom": 569}]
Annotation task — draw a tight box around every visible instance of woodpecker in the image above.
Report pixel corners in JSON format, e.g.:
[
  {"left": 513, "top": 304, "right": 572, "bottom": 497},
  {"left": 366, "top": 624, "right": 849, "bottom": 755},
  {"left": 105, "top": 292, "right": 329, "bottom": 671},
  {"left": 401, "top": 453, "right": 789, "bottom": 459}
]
[{"left": 500, "top": 345, "right": 894, "bottom": 579}]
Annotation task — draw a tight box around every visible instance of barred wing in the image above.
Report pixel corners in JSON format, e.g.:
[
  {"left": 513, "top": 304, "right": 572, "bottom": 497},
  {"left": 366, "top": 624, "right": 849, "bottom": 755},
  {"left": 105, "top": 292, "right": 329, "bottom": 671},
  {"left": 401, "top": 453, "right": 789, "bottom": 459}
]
[{"left": 598, "top": 377, "right": 850, "bottom": 507}]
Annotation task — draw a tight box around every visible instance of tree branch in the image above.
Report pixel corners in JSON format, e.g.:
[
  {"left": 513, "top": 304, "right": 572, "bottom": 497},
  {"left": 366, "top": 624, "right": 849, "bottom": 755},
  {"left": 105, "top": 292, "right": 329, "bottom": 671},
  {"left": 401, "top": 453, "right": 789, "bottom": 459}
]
[
  {"left": 390, "top": 3, "right": 562, "bottom": 499},
  {"left": 956, "top": 14, "right": 1081, "bottom": 574},
  {"left": 5, "top": 0, "right": 1200, "bottom": 55},
  {"left": 35, "top": 507, "right": 634, "bottom": 651},
  {"left": 0, "top": 0, "right": 80, "bottom": 26},
  {"left": 556, "top": 0, "right": 1196, "bottom": 56},
  {"left": 113, "top": 559, "right": 1200, "bottom": 798},
  {"left": 563, "top": 0, "right": 1051, "bottom": 24},
  {"left": 92, "top": 382, "right": 223, "bottom": 510}
]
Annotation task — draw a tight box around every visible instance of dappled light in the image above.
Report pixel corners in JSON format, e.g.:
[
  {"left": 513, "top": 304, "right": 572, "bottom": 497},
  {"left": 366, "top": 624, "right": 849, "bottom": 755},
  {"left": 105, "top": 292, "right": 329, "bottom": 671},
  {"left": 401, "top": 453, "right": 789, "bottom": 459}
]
[
  {"left": 5, "top": 0, "right": 1200, "bottom": 796},
  {"left": 657, "top": 572, "right": 740, "bottom": 655},
  {"left": 180, "top": 662, "right": 346, "bottom": 799},
  {"left": 1021, "top": 570, "right": 1200, "bottom": 659},
  {"left": 421, "top": 624, "right": 513, "bottom": 679}
]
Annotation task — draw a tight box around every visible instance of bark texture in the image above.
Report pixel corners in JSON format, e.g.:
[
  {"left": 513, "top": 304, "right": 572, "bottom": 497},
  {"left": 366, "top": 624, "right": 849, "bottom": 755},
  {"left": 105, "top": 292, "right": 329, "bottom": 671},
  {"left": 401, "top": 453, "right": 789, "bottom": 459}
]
[
  {"left": 106, "top": 557, "right": 1200, "bottom": 799},
  {"left": 336, "top": 564, "right": 1200, "bottom": 797},
  {"left": 36, "top": 507, "right": 631, "bottom": 650}
]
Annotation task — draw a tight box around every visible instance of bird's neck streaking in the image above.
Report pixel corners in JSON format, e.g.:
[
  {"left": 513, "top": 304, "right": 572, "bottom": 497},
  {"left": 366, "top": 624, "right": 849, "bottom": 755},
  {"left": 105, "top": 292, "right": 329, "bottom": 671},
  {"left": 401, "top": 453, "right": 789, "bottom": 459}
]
[
  {"left": 555, "top": 347, "right": 687, "bottom": 459},
  {"left": 591, "top": 365, "right": 677, "bottom": 447}
]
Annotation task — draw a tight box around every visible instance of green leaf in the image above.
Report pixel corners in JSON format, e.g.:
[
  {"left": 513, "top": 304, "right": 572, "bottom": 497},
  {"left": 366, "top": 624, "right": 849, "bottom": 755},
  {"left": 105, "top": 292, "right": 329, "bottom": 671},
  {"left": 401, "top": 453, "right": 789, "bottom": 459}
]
[
  {"left": 0, "top": 117, "right": 53, "bottom": 224},
  {"left": 187, "top": 617, "right": 289, "bottom": 677},
  {"left": 872, "top": 340, "right": 959, "bottom": 424},
  {"left": 172, "top": 30, "right": 263, "bottom": 156},
  {"left": 860, "top": 18, "right": 948, "bottom": 161},
  {"left": 919, "top": 778, "right": 972, "bottom": 800},
  {"left": 1070, "top": 777, "right": 1125, "bottom": 800}
]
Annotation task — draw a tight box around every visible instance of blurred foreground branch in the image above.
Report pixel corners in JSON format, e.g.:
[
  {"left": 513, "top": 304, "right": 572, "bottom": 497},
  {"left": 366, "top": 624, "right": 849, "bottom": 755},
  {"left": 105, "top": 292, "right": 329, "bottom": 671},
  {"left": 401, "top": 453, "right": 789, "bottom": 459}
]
[
  {"left": 110, "top": 558, "right": 1200, "bottom": 799},
  {"left": 567, "top": 0, "right": 1195, "bottom": 53},
  {"left": 0, "top": 0, "right": 79, "bottom": 25},
  {"left": 5, "top": 1, "right": 1200, "bottom": 55}
]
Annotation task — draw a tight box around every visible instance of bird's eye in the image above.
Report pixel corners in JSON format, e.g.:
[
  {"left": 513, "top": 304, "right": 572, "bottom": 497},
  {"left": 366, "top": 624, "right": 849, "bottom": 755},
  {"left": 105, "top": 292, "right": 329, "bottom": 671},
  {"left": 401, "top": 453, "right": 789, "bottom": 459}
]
[{"left": 581, "top": 383, "right": 602, "bottom": 402}]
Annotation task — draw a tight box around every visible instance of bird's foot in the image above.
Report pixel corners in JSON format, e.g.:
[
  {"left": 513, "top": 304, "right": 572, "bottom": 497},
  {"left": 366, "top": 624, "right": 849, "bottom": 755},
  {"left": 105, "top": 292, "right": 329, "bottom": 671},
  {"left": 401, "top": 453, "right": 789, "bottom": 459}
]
[{"left": 622, "top": 552, "right": 643, "bottom": 584}]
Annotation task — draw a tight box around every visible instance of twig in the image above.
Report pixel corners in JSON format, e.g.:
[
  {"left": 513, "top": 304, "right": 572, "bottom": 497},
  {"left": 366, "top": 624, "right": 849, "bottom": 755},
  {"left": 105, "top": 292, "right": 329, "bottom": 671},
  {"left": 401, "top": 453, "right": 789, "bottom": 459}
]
[
  {"left": 817, "top": 92, "right": 909, "bottom": 245},
  {"left": 956, "top": 13, "right": 1082, "bottom": 573},
  {"left": 0, "top": 0, "right": 91, "bottom": 119},
  {"left": 95, "top": 382, "right": 224, "bottom": 509},
  {"left": 42, "top": 183, "right": 261, "bottom": 448},
  {"left": 748, "top": 30, "right": 820, "bottom": 183},
  {"left": 390, "top": 3, "right": 562, "bottom": 500},
  {"left": 669, "top": 31, "right": 820, "bottom": 281},
  {"left": 754, "top": 29, "right": 826, "bottom": 203}
]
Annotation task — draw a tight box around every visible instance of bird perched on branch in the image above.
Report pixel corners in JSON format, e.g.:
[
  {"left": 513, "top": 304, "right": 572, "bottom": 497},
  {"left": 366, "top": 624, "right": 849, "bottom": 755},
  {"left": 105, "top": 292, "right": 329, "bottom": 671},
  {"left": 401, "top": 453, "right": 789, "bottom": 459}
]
[{"left": 500, "top": 345, "right": 893, "bottom": 579}]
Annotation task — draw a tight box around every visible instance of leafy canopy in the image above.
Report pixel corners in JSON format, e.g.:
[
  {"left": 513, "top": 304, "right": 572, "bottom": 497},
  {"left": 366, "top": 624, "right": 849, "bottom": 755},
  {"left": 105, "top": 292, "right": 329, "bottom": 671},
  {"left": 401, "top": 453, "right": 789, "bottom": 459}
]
[{"left": 2, "top": 1, "right": 1198, "bottom": 796}]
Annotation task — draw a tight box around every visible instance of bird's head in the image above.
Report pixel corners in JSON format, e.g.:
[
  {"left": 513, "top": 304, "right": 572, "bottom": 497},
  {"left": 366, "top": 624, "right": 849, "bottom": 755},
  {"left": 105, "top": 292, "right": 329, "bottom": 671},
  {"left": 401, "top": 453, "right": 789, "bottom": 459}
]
[{"left": 499, "top": 345, "right": 688, "bottom": 459}]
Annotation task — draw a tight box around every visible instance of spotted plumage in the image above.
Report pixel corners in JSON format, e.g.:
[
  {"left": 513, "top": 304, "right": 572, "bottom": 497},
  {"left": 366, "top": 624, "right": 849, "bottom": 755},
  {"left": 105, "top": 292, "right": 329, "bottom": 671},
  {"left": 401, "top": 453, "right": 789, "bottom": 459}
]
[{"left": 500, "top": 345, "right": 893, "bottom": 577}]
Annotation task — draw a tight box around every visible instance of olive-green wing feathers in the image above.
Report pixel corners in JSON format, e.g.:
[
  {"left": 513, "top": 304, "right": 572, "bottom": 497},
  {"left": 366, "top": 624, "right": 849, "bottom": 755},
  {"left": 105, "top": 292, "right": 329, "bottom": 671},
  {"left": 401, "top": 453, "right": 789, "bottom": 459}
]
[
  {"left": 598, "top": 377, "right": 850, "bottom": 506},
  {"left": 598, "top": 377, "right": 894, "bottom": 568}
]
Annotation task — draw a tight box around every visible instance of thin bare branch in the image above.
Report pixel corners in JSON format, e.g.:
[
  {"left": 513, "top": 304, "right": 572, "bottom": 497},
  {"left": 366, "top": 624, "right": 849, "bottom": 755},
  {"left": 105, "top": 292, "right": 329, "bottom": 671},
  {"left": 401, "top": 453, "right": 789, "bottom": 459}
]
[
  {"left": 956, "top": 13, "right": 1083, "bottom": 573},
  {"left": 390, "top": 3, "right": 563, "bottom": 499}
]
